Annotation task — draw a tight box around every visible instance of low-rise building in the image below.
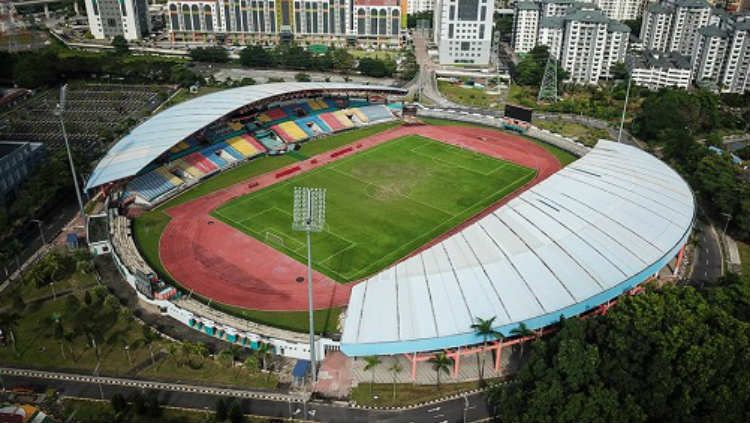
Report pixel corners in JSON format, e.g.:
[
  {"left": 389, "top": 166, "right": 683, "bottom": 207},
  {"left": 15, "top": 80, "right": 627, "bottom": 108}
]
[
  {"left": 0, "top": 141, "right": 44, "bottom": 204},
  {"left": 627, "top": 50, "right": 692, "bottom": 89}
]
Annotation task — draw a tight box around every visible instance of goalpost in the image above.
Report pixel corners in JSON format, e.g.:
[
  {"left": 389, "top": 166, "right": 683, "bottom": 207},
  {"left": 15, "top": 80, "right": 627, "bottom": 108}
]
[{"left": 264, "top": 231, "right": 285, "bottom": 247}]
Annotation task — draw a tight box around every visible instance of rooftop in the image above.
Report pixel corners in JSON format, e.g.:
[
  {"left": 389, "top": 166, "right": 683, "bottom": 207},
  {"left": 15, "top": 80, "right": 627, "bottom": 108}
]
[
  {"left": 540, "top": 16, "right": 564, "bottom": 28},
  {"left": 516, "top": 1, "right": 540, "bottom": 11},
  {"left": 341, "top": 141, "right": 694, "bottom": 356},
  {"left": 628, "top": 50, "right": 692, "bottom": 70},
  {"left": 85, "top": 83, "right": 406, "bottom": 190},
  {"left": 608, "top": 19, "right": 631, "bottom": 33},
  {"left": 699, "top": 24, "right": 730, "bottom": 37}
]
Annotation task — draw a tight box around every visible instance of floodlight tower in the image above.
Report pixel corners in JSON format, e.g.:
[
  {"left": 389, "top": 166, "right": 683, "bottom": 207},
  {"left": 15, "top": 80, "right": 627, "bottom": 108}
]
[
  {"left": 292, "top": 187, "right": 326, "bottom": 385},
  {"left": 56, "top": 84, "right": 85, "bottom": 218}
]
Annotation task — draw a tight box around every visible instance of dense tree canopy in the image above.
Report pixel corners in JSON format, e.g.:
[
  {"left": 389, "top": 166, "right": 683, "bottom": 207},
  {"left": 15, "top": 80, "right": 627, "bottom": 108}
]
[
  {"left": 189, "top": 46, "right": 230, "bottom": 63},
  {"left": 490, "top": 277, "right": 750, "bottom": 423},
  {"left": 632, "top": 88, "right": 749, "bottom": 238},
  {"left": 513, "top": 45, "right": 568, "bottom": 87}
]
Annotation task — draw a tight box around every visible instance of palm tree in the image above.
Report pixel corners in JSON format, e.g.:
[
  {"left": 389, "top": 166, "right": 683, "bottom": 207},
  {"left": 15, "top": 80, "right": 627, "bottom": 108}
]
[
  {"left": 388, "top": 360, "right": 403, "bottom": 401},
  {"left": 470, "top": 316, "right": 501, "bottom": 384},
  {"left": 256, "top": 343, "right": 272, "bottom": 371},
  {"left": 363, "top": 356, "right": 382, "bottom": 394},
  {"left": 136, "top": 326, "right": 160, "bottom": 367},
  {"left": 0, "top": 311, "right": 21, "bottom": 356},
  {"left": 41, "top": 313, "right": 68, "bottom": 360},
  {"left": 428, "top": 352, "right": 453, "bottom": 390},
  {"left": 510, "top": 322, "right": 534, "bottom": 357},
  {"left": 165, "top": 343, "right": 179, "bottom": 368},
  {"left": 243, "top": 355, "right": 259, "bottom": 372},
  {"left": 193, "top": 341, "right": 209, "bottom": 363}
]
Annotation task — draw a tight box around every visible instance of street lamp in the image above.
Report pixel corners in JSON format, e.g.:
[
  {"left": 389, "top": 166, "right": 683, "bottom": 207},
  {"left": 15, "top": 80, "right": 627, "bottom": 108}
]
[
  {"left": 617, "top": 74, "right": 632, "bottom": 143},
  {"left": 721, "top": 212, "right": 732, "bottom": 236},
  {"left": 56, "top": 84, "right": 85, "bottom": 218},
  {"left": 30, "top": 219, "right": 46, "bottom": 245},
  {"left": 292, "top": 187, "right": 326, "bottom": 385}
]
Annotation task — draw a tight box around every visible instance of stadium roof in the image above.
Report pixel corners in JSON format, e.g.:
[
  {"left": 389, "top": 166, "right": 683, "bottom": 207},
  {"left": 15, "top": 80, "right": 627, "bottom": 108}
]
[
  {"left": 341, "top": 140, "right": 694, "bottom": 356},
  {"left": 85, "top": 83, "right": 406, "bottom": 190}
]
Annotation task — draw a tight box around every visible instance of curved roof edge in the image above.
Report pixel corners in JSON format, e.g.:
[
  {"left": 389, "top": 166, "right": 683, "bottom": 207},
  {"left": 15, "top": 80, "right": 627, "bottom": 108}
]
[
  {"left": 85, "top": 83, "right": 407, "bottom": 190},
  {"left": 340, "top": 140, "right": 695, "bottom": 357}
]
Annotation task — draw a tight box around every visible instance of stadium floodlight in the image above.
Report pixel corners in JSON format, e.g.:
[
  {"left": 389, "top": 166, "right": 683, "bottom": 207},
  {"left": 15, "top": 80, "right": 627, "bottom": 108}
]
[
  {"left": 56, "top": 84, "right": 85, "bottom": 219},
  {"left": 292, "top": 187, "right": 326, "bottom": 385}
]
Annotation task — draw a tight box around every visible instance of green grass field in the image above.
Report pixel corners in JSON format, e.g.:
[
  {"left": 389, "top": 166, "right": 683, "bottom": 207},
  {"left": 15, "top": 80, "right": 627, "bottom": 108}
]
[{"left": 213, "top": 135, "right": 535, "bottom": 282}]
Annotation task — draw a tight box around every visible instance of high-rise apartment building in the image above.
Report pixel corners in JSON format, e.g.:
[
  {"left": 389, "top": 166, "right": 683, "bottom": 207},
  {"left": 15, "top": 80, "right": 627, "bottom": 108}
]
[
  {"left": 668, "top": 0, "right": 712, "bottom": 55},
  {"left": 84, "top": 0, "right": 150, "bottom": 40},
  {"left": 165, "top": 0, "right": 405, "bottom": 47},
  {"left": 512, "top": 1, "right": 540, "bottom": 52},
  {"left": 640, "top": 2, "right": 674, "bottom": 51},
  {"left": 407, "top": 0, "right": 434, "bottom": 13},
  {"left": 433, "top": 0, "right": 494, "bottom": 64},
  {"left": 692, "top": 18, "right": 750, "bottom": 92}
]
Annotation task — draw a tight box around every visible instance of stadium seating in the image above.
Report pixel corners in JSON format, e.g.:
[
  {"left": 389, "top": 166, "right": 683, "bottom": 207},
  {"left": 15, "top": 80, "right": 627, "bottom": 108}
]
[
  {"left": 297, "top": 115, "right": 332, "bottom": 135},
  {"left": 185, "top": 152, "right": 218, "bottom": 174},
  {"left": 272, "top": 121, "right": 308, "bottom": 143},
  {"left": 332, "top": 110, "right": 356, "bottom": 128},
  {"left": 319, "top": 112, "right": 346, "bottom": 132},
  {"left": 255, "top": 130, "right": 287, "bottom": 151},
  {"left": 357, "top": 105, "right": 394, "bottom": 122},
  {"left": 127, "top": 170, "right": 178, "bottom": 201},
  {"left": 241, "top": 134, "right": 266, "bottom": 153}
]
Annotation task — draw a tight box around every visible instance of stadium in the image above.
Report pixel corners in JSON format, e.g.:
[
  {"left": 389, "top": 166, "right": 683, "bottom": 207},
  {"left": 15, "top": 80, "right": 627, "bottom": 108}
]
[{"left": 85, "top": 82, "right": 694, "bottom": 383}]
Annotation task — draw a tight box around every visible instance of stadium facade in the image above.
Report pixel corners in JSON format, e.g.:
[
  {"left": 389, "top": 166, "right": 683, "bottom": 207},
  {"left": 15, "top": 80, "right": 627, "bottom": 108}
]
[
  {"left": 165, "top": 0, "right": 407, "bottom": 47},
  {"left": 86, "top": 83, "right": 694, "bottom": 380}
]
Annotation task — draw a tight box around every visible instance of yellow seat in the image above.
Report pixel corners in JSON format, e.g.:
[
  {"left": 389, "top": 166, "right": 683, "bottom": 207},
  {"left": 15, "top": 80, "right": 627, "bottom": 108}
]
[
  {"left": 156, "top": 168, "right": 183, "bottom": 186},
  {"left": 227, "top": 137, "right": 256, "bottom": 157},
  {"left": 176, "top": 159, "right": 203, "bottom": 178},
  {"left": 279, "top": 121, "right": 307, "bottom": 141},
  {"left": 229, "top": 121, "right": 243, "bottom": 131}
]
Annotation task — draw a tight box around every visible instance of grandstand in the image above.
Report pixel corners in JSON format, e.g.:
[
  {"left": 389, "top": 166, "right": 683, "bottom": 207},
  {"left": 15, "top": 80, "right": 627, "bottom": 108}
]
[
  {"left": 86, "top": 83, "right": 405, "bottom": 205},
  {"left": 85, "top": 83, "right": 694, "bottom": 382}
]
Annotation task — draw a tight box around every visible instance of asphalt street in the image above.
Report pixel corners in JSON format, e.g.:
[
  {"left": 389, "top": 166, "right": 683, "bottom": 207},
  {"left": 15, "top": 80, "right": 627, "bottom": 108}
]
[
  {"left": 0, "top": 370, "right": 494, "bottom": 422},
  {"left": 691, "top": 221, "right": 723, "bottom": 283}
]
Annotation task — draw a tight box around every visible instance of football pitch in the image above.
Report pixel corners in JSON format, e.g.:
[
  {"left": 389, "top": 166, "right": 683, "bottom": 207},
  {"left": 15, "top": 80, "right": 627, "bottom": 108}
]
[{"left": 212, "top": 135, "right": 536, "bottom": 282}]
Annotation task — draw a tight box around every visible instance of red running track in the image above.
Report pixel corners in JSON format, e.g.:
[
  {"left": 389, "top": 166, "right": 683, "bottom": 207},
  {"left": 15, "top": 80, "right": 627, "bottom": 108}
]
[{"left": 159, "top": 125, "right": 562, "bottom": 312}]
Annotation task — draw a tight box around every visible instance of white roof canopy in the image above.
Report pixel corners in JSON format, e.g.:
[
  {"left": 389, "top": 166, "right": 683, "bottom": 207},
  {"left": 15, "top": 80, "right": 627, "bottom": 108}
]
[
  {"left": 341, "top": 141, "right": 694, "bottom": 356},
  {"left": 85, "top": 83, "right": 406, "bottom": 190}
]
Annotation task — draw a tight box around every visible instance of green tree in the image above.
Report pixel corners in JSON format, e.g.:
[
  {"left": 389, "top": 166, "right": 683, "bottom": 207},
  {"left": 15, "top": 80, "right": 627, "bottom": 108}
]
[
  {"left": 135, "top": 325, "right": 160, "bottom": 367},
  {"left": 215, "top": 397, "right": 228, "bottom": 421},
  {"left": 358, "top": 57, "right": 395, "bottom": 77},
  {"left": 388, "top": 361, "right": 403, "bottom": 401},
  {"left": 509, "top": 322, "right": 534, "bottom": 357},
  {"left": 363, "top": 356, "right": 382, "bottom": 394},
  {"left": 610, "top": 62, "right": 628, "bottom": 80},
  {"left": 428, "top": 352, "right": 452, "bottom": 389},
  {"left": 470, "top": 316, "right": 501, "bottom": 384},
  {"left": 111, "top": 35, "right": 129, "bottom": 55},
  {"left": 239, "top": 45, "right": 275, "bottom": 68},
  {"left": 295, "top": 72, "right": 311, "bottom": 82},
  {"left": 0, "top": 311, "right": 21, "bottom": 355},
  {"left": 489, "top": 284, "right": 750, "bottom": 422},
  {"left": 111, "top": 392, "right": 127, "bottom": 414},
  {"left": 228, "top": 398, "right": 244, "bottom": 423},
  {"left": 331, "top": 48, "right": 355, "bottom": 72},
  {"left": 189, "top": 46, "right": 229, "bottom": 63}
]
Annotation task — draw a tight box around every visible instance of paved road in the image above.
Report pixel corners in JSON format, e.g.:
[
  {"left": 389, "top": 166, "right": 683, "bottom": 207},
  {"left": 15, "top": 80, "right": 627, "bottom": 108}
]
[
  {"left": 691, "top": 221, "right": 723, "bottom": 283},
  {"left": 0, "top": 368, "right": 494, "bottom": 422}
]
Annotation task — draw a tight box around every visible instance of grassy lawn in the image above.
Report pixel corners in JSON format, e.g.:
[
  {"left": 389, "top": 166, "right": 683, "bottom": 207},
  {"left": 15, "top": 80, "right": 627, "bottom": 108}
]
[
  {"left": 350, "top": 49, "right": 398, "bottom": 60},
  {"left": 140, "top": 357, "right": 277, "bottom": 390},
  {"left": 351, "top": 379, "right": 497, "bottom": 407},
  {"left": 213, "top": 305, "right": 343, "bottom": 335},
  {"left": 62, "top": 399, "right": 270, "bottom": 423},
  {"left": 62, "top": 399, "right": 212, "bottom": 423},
  {"left": 0, "top": 270, "right": 279, "bottom": 390},
  {"left": 214, "top": 135, "right": 535, "bottom": 282},
  {"left": 532, "top": 119, "right": 610, "bottom": 147},
  {"left": 437, "top": 80, "right": 502, "bottom": 109},
  {"left": 419, "top": 117, "right": 578, "bottom": 166}
]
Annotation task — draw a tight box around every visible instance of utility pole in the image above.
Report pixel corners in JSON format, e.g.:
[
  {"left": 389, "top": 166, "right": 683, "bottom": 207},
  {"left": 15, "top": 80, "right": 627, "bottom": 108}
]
[
  {"left": 293, "top": 187, "right": 326, "bottom": 386},
  {"left": 618, "top": 75, "right": 632, "bottom": 143}
]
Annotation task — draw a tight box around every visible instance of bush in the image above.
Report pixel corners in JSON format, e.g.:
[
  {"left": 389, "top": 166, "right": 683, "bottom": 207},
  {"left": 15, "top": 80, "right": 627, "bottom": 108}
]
[
  {"left": 294, "top": 72, "right": 311, "bottom": 82},
  {"left": 189, "top": 46, "right": 230, "bottom": 63}
]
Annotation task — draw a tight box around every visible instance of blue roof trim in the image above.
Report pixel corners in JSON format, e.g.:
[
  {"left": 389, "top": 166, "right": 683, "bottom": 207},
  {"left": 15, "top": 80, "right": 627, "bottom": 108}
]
[
  {"left": 340, "top": 225, "right": 691, "bottom": 356},
  {"left": 85, "top": 83, "right": 407, "bottom": 190}
]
